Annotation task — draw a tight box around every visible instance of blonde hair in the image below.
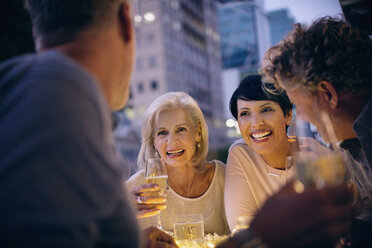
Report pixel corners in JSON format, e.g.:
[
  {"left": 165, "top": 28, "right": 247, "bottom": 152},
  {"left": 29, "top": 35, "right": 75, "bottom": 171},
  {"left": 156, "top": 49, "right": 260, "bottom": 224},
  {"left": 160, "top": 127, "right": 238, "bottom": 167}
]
[{"left": 137, "top": 92, "right": 209, "bottom": 172}]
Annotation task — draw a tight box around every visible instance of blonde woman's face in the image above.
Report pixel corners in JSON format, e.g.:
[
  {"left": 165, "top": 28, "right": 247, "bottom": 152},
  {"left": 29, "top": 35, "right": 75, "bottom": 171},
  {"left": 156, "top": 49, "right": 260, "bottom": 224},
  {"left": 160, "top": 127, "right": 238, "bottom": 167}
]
[{"left": 153, "top": 109, "right": 199, "bottom": 167}]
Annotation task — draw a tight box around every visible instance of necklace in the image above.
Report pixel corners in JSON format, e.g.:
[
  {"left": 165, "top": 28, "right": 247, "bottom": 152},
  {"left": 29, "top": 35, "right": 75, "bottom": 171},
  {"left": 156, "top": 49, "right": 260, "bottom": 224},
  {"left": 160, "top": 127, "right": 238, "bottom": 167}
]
[{"left": 265, "top": 163, "right": 285, "bottom": 177}]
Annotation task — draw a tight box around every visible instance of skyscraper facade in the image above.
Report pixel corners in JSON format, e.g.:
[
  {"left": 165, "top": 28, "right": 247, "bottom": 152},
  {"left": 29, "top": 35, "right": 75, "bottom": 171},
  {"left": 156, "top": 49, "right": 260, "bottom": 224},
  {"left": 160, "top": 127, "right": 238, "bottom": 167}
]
[
  {"left": 217, "top": 0, "right": 270, "bottom": 75},
  {"left": 216, "top": 0, "right": 270, "bottom": 138},
  {"left": 121, "top": 0, "right": 228, "bottom": 155},
  {"left": 268, "top": 8, "right": 295, "bottom": 46}
]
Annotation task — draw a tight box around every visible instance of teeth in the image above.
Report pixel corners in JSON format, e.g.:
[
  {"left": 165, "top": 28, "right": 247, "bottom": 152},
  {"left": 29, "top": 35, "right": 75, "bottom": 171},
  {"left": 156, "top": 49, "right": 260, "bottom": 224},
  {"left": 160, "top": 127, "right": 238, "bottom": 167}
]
[
  {"left": 251, "top": 131, "right": 272, "bottom": 140},
  {"left": 166, "top": 149, "right": 184, "bottom": 155}
]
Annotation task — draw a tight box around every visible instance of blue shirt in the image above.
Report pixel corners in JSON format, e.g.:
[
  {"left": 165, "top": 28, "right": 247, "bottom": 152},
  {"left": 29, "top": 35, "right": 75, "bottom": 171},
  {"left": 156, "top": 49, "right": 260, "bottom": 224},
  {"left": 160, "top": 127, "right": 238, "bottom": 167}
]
[{"left": 0, "top": 51, "right": 139, "bottom": 247}]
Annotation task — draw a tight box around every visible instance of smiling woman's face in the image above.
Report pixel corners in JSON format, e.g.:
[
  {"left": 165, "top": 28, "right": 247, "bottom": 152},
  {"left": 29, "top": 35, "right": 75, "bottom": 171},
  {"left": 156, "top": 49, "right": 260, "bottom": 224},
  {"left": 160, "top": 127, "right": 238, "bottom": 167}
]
[
  {"left": 153, "top": 108, "right": 200, "bottom": 168},
  {"left": 237, "top": 99, "right": 292, "bottom": 156}
]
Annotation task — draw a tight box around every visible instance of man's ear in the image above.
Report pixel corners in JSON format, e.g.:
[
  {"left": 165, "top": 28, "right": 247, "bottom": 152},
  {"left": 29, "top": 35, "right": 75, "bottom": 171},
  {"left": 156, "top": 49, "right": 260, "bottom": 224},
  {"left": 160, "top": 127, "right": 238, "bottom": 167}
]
[
  {"left": 119, "top": 1, "right": 133, "bottom": 43},
  {"left": 317, "top": 81, "right": 338, "bottom": 109},
  {"left": 285, "top": 109, "right": 293, "bottom": 126}
]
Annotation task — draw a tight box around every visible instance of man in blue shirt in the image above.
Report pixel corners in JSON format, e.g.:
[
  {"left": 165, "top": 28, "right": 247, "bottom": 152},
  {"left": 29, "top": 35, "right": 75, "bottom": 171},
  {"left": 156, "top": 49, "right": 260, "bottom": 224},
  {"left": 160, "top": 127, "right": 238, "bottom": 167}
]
[{"left": 0, "top": 0, "right": 176, "bottom": 247}]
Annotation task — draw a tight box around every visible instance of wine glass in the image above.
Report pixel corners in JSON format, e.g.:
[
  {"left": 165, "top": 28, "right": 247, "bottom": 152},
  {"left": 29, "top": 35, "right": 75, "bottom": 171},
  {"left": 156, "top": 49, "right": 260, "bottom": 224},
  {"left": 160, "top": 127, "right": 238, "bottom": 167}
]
[
  {"left": 145, "top": 157, "right": 169, "bottom": 229},
  {"left": 173, "top": 213, "right": 204, "bottom": 243},
  {"left": 231, "top": 215, "right": 250, "bottom": 235},
  {"left": 291, "top": 112, "right": 360, "bottom": 247},
  {"left": 292, "top": 112, "right": 355, "bottom": 190},
  {"left": 285, "top": 156, "right": 296, "bottom": 183}
]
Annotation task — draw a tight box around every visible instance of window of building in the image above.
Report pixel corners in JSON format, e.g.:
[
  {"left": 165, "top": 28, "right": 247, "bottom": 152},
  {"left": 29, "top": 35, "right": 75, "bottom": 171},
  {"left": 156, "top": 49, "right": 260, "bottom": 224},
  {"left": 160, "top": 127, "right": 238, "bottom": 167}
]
[
  {"left": 147, "top": 33, "right": 155, "bottom": 43},
  {"left": 172, "top": 21, "right": 181, "bottom": 31},
  {"left": 149, "top": 56, "right": 157, "bottom": 68},
  {"left": 136, "top": 58, "right": 143, "bottom": 71},
  {"left": 129, "top": 87, "right": 133, "bottom": 99},
  {"left": 138, "top": 82, "right": 144, "bottom": 93},
  {"left": 171, "top": 0, "right": 179, "bottom": 9},
  {"left": 150, "top": 80, "right": 158, "bottom": 91},
  {"left": 136, "top": 35, "right": 141, "bottom": 45}
]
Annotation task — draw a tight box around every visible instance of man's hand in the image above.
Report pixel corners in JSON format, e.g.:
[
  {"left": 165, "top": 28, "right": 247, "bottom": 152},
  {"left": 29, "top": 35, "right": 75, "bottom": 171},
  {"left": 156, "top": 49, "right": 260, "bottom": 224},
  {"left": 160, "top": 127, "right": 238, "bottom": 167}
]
[
  {"left": 131, "top": 184, "right": 167, "bottom": 219},
  {"left": 249, "top": 183, "right": 353, "bottom": 247},
  {"left": 217, "top": 183, "right": 353, "bottom": 248},
  {"left": 142, "top": 226, "right": 178, "bottom": 248}
]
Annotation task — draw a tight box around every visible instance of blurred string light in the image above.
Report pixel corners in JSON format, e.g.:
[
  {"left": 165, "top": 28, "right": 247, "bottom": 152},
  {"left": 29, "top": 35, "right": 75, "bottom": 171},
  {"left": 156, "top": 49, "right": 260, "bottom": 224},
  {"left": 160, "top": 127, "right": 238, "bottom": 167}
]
[
  {"left": 144, "top": 12, "right": 156, "bottom": 22},
  {"left": 125, "top": 107, "right": 135, "bottom": 120},
  {"left": 225, "top": 118, "right": 241, "bottom": 138},
  {"left": 225, "top": 118, "right": 235, "bottom": 128},
  {"left": 134, "top": 15, "right": 142, "bottom": 23},
  {"left": 131, "top": 0, "right": 156, "bottom": 25}
]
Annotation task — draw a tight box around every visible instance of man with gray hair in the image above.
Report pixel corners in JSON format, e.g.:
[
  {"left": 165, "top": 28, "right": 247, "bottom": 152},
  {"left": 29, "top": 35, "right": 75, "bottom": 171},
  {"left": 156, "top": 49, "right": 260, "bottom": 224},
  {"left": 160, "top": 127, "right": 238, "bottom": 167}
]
[
  {"left": 261, "top": 16, "right": 372, "bottom": 247},
  {"left": 0, "top": 0, "right": 176, "bottom": 247}
]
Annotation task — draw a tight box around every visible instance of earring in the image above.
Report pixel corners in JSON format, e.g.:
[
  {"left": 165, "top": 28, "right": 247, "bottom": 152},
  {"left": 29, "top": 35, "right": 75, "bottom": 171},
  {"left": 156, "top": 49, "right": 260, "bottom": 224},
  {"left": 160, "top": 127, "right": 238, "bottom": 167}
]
[
  {"left": 197, "top": 141, "right": 201, "bottom": 148},
  {"left": 154, "top": 150, "right": 159, "bottom": 158}
]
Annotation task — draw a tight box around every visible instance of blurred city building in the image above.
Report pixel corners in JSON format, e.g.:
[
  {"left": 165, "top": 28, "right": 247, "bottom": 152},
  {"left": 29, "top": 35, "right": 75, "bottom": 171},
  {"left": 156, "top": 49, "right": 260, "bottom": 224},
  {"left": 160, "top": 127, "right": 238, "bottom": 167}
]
[
  {"left": 217, "top": 0, "right": 270, "bottom": 74},
  {"left": 216, "top": 0, "right": 270, "bottom": 138},
  {"left": 115, "top": 0, "right": 229, "bottom": 174},
  {"left": 113, "top": 111, "right": 141, "bottom": 177},
  {"left": 268, "top": 8, "right": 295, "bottom": 46}
]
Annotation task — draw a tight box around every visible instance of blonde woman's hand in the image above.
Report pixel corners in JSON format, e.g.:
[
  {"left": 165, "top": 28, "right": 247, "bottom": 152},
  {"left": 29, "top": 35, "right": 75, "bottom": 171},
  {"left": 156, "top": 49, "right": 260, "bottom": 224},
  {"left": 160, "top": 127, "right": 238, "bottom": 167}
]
[{"left": 132, "top": 184, "right": 167, "bottom": 219}]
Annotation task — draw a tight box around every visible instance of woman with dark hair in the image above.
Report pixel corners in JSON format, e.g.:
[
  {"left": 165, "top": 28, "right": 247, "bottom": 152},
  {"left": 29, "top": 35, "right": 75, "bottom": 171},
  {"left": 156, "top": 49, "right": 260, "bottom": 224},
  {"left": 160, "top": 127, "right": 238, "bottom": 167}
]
[
  {"left": 225, "top": 75, "right": 331, "bottom": 231},
  {"left": 224, "top": 74, "right": 295, "bottom": 230}
]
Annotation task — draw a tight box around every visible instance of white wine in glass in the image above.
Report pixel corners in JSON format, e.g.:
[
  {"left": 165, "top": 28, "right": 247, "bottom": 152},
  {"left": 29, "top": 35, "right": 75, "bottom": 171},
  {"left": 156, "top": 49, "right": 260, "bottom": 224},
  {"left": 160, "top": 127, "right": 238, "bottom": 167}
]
[
  {"left": 145, "top": 157, "right": 169, "bottom": 229},
  {"left": 173, "top": 213, "right": 204, "bottom": 242},
  {"left": 145, "top": 175, "right": 169, "bottom": 196}
]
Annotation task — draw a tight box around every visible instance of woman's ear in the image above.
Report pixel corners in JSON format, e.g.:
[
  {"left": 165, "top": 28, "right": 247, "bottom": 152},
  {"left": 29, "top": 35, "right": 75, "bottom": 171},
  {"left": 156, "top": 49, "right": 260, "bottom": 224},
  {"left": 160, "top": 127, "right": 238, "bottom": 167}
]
[
  {"left": 317, "top": 81, "right": 339, "bottom": 109},
  {"left": 285, "top": 109, "right": 293, "bottom": 126},
  {"left": 196, "top": 123, "right": 202, "bottom": 143}
]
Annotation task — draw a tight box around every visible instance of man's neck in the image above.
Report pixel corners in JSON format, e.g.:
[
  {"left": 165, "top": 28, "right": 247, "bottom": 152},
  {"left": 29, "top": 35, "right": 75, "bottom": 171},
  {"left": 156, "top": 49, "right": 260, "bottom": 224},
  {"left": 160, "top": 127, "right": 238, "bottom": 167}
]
[
  {"left": 333, "top": 91, "right": 369, "bottom": 141},
  {"left": 44, "top": 31, "right": 125, "bottom": 110}
]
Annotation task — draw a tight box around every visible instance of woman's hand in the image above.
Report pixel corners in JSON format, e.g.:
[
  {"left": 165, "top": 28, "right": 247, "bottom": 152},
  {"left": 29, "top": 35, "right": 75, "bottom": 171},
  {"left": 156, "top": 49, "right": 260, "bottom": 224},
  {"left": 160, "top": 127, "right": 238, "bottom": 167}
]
[{"left": 132, "top": 183, "right": 167, "bottom": 219}]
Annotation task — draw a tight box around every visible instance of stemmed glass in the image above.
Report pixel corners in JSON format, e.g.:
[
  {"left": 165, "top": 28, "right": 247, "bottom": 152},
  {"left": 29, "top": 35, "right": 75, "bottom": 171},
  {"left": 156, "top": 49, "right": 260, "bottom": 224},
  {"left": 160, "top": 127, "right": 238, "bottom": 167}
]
[
  {"left": 290, "top": 113, "right": 353, "bottom": 190},
  {"left": 145, "top": 157, "right": 169, "bottom": 229},
  {"left": 299, "top": 112, "right": 356, "bottom": 188},
  {"left": 285, "top": 116, "right": 300, "bottom": 183},
  {"left": 289, "top": 112, "right": 359, "bottom": 247}
]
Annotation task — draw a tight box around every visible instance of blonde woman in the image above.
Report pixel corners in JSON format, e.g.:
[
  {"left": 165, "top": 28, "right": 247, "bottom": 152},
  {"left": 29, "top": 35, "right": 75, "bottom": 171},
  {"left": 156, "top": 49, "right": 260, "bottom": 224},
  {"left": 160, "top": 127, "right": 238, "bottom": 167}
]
[{"left": 126, "top": 92, "right": 229, "bottom": 235}]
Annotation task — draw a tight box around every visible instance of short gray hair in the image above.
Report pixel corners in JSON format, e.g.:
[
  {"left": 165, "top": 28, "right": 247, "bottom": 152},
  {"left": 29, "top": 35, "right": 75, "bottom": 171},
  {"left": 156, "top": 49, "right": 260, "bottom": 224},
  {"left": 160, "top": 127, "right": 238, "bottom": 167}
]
[
  {"left": 25, "top": 0, "right": 128, "bottom": 50},
  {"left": 261, "top": 16, "right": 372, "bottom": 95},
  {"left": 137, "top": 92, "right": 209, "bottom": 172}
]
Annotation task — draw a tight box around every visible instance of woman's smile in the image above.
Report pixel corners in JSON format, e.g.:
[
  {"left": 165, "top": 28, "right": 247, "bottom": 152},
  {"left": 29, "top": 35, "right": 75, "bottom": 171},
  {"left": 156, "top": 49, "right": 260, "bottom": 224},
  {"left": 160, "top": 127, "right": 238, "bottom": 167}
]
[
  {"left": 154, "top": 108, "right": 200, "bottom": 167},
  {"left": 166, "top": 149, "right": 185, "bottom": 157},
  {"left": 250, "top": 130, "right": 273, "bottom": 143},
  {"left": 237, "top": 99, "right": 291, "bottom": 156}
]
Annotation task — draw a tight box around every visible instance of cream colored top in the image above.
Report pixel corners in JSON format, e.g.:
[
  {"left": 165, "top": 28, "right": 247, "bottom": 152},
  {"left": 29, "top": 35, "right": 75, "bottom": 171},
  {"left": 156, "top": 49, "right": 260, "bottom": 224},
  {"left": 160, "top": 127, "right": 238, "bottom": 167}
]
[
  {"left": 126, "top": 160, "right": 230, "bottom": 235},
  {"left": 225, "top": 137, "right": 330, "bottom": 230},
  {"left": 224, "top": 139, "right": 291, "bottom": 230}
]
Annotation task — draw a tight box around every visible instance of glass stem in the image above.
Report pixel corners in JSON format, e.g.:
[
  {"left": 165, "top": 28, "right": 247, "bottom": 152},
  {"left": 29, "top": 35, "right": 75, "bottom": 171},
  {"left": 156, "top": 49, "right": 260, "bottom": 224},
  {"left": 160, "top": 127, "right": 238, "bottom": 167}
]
[{"left": 157, "top": 214, "right": 162, "bottom": 229}]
